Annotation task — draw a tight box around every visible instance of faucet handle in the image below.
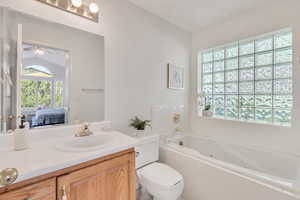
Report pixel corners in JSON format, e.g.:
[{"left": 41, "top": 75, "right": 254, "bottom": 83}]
[
  {"left": 75, "top": 123, "right": 93, "bottom": 137},
  {"left": 82, "top": 123, "right": 91, "bottom": 131}
]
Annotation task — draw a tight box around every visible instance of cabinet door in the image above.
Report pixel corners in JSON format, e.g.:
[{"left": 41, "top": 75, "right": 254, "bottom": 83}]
[
  {"left": 0, "top": 178, "right": 56, "bottom": 200},
  {"left": 104, "top": 159, "right": 130, "bottom": 200},
  {"left": 57, "top": 163, "right": 105, "bottom": 200},
  {"left": 57, "top": 152, "right": 136, "bottom": 200}
]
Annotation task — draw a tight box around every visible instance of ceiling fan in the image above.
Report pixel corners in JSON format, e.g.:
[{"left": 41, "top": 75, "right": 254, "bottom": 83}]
[{"left": 23, "top": 44, "right": 58, "bottom": 56}]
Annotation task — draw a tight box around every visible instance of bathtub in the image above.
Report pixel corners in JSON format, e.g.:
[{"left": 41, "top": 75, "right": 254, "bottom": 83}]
[{"left": 159, "top": 135, "right": 300, "bottom": 200}]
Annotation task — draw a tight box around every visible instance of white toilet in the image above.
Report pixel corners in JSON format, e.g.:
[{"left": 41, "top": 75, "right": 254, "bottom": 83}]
[{"left": 135, "top": 135, "right": 184, "bottom": 200}]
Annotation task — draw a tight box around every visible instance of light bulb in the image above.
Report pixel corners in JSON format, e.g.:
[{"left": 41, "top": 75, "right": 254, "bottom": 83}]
[
  {"left": 34, "top": 48, "right": 45, "bottom": 56},
  {"left": 89, "top": 2, "right": 99, "bottom": 14},
  {"left": 71, "top": 0, "right": 82, "bottom": 8}
]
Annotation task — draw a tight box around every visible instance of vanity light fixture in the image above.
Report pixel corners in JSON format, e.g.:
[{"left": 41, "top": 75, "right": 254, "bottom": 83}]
[
  {"left": 71, "top": 0, "right": 82, "bottom": 8},
  {"left": 35, "top": 0, "right": 99, "bottom": 22},
  {"left": 89, "top": 2, "right": 99, "bottom": 14}
]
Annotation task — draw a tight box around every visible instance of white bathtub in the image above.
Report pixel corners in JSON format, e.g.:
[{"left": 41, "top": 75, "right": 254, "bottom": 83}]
[{"left": 160, "top": 136, "right": 300, "bottom": 200}]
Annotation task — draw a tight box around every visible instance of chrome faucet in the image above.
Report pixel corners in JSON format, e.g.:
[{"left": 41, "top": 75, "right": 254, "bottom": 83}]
[{"left": 75, "top": 123, "right": 93, "bottom": 137}]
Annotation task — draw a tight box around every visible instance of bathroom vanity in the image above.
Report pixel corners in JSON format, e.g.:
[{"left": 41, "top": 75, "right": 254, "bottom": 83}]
[
  {"left": 0, "top": 122, "right": 137, "bottom": 200},
  {"left": 0, "top": 149, "right": 135, "bottom": 200},
  {"left": 0, "top": 6, "right": 137, "bottom": 200}
]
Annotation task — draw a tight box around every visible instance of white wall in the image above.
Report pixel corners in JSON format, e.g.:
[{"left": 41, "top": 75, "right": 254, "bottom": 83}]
[
  {"left": 102, "top": 0, "right": 191, "bottom": 134},
  {"left": 0, "top": 0, "right": 191, "bottom": 133},
  {"left": 190, "top": 0, "right": 300, "bottom": 154}
]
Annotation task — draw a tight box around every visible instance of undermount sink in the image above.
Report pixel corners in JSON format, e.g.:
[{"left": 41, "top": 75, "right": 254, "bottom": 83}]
[{"left": 56, "top": 134, "right": 113, "bottom": 152}]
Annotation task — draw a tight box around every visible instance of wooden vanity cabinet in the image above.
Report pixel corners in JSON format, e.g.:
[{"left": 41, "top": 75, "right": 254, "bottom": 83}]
[
  {"left": 0, "top": 149, "right": 136, "bottom": 200},
  {"left": 0, "top": 178, "right": 56, "bottom": 200},
  {"left": 57, "top": 152, "right": 135, "bottom": 200}
]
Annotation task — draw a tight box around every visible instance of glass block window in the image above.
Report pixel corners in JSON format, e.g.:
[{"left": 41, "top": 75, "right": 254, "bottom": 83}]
[{"left": 199, "top": 29, "right": 293, "bottom": 126}]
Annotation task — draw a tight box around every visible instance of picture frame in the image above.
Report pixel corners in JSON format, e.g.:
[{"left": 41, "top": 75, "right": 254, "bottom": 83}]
[{"left": 167, "top": 63, "right": 184, "bottom": 90}]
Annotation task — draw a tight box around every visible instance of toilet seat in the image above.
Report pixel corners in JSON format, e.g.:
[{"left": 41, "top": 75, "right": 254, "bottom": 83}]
[{"left": 139, "top": 162, "right": 183, "bottom": 189}]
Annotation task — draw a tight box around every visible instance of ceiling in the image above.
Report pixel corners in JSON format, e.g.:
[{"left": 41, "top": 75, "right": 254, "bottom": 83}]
[
  {"left": 23, "top": 44, "right": 68, "bottom": 67},
  {"left": 128, "top": 0, "right": 281, "bottom": 32}
]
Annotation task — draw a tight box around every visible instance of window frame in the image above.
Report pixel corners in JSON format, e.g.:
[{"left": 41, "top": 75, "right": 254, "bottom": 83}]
[{"left": 198, "top": 28, "right": 293, "bottom": 126}]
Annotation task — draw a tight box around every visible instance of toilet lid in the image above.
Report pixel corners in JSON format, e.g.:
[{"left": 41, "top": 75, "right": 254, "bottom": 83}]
[{"left": 140, "top": 163, "right": 183, "bottom": 187}]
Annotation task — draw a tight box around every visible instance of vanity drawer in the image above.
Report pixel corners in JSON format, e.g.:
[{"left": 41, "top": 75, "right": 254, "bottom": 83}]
[{"left": 0, "top": 178, "right": 56, "bottom": 200}]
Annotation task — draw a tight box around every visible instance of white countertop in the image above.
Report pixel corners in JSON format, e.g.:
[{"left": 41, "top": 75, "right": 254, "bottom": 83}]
[{"left": 0, "top": 122, "right": 138, "bottom": 184}]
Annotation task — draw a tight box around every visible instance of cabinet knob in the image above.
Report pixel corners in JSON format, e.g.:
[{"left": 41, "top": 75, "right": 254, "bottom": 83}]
[
  {"left": 0, "top": 168, "right": 18, "bottom": 186},
  {"left": 25, "top": 198, "right": 33, "bottom": 200}
]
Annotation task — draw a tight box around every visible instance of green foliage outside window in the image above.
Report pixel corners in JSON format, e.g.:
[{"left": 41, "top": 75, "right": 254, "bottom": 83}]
[
  {"left": 21, "top": 79, "right": 63, "bottom": 108},
  {"left": 21, "top": 80, "right": 37, "bottom": 107},
  {"left": 37, "top": 80, "right": 52, "bottom": 106}
]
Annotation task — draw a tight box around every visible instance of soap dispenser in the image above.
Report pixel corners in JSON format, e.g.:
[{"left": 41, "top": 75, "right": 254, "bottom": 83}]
[{"left": 13, "top": 115, "right": 28, "bottom": 151}]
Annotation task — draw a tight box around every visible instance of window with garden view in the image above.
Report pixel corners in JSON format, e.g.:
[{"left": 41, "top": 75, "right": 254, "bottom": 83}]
[{"left": 21, "top": 65, "right": 64, "bottom": 109}]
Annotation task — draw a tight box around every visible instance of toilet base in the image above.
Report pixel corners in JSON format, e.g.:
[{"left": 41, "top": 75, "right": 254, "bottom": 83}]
[
  {"left": 137, "top": 185, "right": 152, "bottom": 200},
  {"left": 153, "top": 196, "right": 183, "bottom": 200}
]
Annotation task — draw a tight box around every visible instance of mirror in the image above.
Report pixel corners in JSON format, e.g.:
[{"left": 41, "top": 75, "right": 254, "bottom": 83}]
[
  {"left": 21, "top": 43, "right": 70, "bottom": 128},
  {"left": 0, "top": 7, "right": 105, "bottom": 131}
]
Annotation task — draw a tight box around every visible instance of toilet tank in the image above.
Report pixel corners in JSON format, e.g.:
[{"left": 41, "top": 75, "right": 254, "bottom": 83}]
[{"left": 135, "top": 134, "right": 160, "bottom": 169}]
